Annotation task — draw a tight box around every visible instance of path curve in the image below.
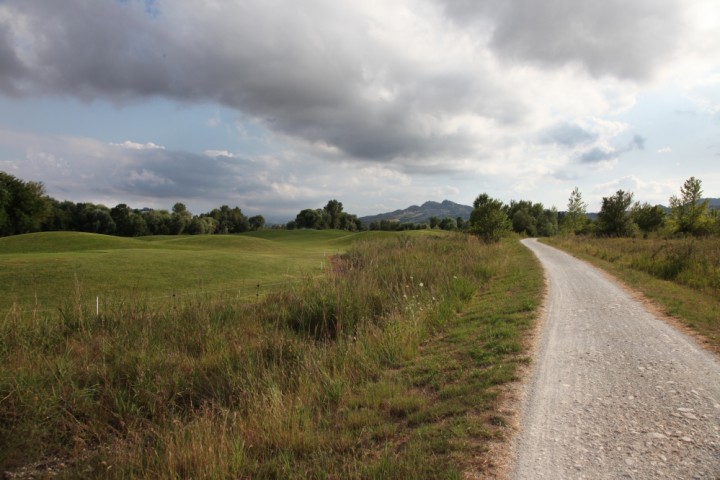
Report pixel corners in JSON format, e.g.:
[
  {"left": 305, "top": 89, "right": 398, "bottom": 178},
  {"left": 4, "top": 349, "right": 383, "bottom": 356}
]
[{"left": 512, "top": 239, "right": 720, "bottom": 479}]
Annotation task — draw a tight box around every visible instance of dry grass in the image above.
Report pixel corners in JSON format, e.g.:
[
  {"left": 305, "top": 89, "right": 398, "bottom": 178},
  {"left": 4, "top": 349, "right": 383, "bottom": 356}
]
[
  {"left": 545, "top": 235, "right": 720, "bottom": 350},
  {"left": 1, "top": 234, "right": 543, "bottom": 478}
]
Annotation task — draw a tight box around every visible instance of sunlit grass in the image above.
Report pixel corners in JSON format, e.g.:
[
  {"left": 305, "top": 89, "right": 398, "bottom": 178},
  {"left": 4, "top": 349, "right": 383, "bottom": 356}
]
[
  {"left": 545, "top": 235, "right": 720, "bottom": 350},
  {"left": 0, "top": 233, "right": 543, "bottom": 478}
]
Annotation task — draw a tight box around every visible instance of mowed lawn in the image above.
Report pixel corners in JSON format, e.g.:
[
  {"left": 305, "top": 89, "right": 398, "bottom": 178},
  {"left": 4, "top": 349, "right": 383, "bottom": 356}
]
[{"left": 0, "top": 230, "right": 383, "bottom": 313}]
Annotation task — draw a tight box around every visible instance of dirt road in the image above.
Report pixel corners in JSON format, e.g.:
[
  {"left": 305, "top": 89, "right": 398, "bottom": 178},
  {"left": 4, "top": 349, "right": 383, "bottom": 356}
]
[{"left": 512, "top": 239, "right": 720, "bottom": 479}]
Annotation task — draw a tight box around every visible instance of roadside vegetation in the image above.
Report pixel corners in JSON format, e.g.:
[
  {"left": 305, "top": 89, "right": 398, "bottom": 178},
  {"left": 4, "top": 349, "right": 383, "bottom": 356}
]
[
  {"left": 0, "top": 231, "right": 542, "bottom": 478},
  {"left": 3, "top": 167, "right": 718, "bottom": 476},
  {"left": 544, "top": 176, "right": 720, "bottom": 351},
  {"left": 544, "top": 235, "right": 720, "bottom": 351}
]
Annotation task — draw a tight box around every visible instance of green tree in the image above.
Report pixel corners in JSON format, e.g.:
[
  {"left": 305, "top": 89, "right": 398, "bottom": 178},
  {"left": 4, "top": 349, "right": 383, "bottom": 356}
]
[
  {"left": 142, "top": 209, "right": 172, "bottom": 235},
  {"left": 537, "top": 207, "right": 559, "bottom": 237},
  {"left": 187, "top": 216, "right": 211, "bottom": 235},
  {"left": 596, "top": 190, "right": 635, "bottom": 237},
  {"left": 249, "top": 215, "right": 265, "bottom": 231},
  {"left": 295, "top": 208, "right": 324, "bottom": 229},
  {"left": 506, "top": 200, "right": 557, "bottom": 237},
  {"left": 77, "top": 204, "right": 116, "bottom": 234},
  {"left": 0, "top": 171, "right": 51, "bottom": 236},
  {"left": 562, "top": 187, "right": 588, "bottom": 234},
  {"left": 110, "top": 204, "right": 133, "bottom": 236},
  {"left": 323, "top": 200, "right": 343, "bottom": 229},
  {"left": 469, "top": 193, "right": 511, "bottom": 243},
  {"left": 338, "top": 212, "right": 362, "bottom": 231},
  {"left": 170, "top": 202, "right": 193, "bottom": 234},
  {"left": 42, "top": 199, "right": 75, "bottom": 231},
  {"left": 128, "top": 213, "right": 149, "bottom": 236},
  {"left": 669, "top": 176, "right": 711, "bottom": 235},
  {"left": 439, "top": 217, "right": 456, "bottom": 231},
  {"left": 631, "top": 202, "right": 665, "bottom": 234}
]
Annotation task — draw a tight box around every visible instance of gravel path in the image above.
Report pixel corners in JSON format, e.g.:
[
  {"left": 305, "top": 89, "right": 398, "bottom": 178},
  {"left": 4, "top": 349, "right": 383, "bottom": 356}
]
[{"left": 512, "top": 239, "right": 720, "bottom": 479}]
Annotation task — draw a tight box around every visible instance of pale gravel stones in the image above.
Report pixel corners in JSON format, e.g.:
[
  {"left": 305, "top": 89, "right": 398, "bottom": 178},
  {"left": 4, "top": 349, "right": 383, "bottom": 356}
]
[{"left": 512, "top": 239, "right": 720, "bottom": 479}]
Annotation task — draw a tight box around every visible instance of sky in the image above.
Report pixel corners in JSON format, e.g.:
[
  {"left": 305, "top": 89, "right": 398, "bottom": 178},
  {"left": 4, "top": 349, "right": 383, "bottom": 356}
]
[{"left": 0, "top": 0, "right": 719, "bottom": 223}]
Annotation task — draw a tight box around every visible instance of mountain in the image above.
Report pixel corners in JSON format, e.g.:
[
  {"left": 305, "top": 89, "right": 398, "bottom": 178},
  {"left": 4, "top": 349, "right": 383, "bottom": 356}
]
[
  {"left": 359, "top": 200, "right": 473, "bottom": 225},
  {"left": 706, "top": 198, "right": 720, "bottom": 209}
]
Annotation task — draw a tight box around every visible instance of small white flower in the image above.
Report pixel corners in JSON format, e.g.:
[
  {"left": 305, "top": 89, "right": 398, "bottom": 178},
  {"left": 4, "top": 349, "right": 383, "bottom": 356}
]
[{"left": 419, "top": 282, "right": 424, "bottom": 287}]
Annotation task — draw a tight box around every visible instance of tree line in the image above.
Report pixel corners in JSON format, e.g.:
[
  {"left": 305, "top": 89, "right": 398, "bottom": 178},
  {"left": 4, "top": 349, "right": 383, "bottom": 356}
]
[
  {"left": 0, "top": 171, "right": 265, "bottom": 237},
  {"left": 2, "top": 170, "right": 717, "bottom": 240},
  {"left": 468, "top": 176, "right": 719, "bottom": 242}
]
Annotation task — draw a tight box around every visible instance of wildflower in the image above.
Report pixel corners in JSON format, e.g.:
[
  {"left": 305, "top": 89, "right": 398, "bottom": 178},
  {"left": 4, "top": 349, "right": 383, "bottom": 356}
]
[{"left": 419, "top": 282, "right": 424, "bottom": 287}]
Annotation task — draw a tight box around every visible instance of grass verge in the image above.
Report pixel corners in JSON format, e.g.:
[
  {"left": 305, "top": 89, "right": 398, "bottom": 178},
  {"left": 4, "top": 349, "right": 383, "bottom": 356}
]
[
  {"left": 342, "top": 238, "right": 543, "bottom": 478},
  {"left": 544, "top": 236, "right": 720, "bottom": 352},
  {"left": 1, "top": 235, "right": 543, "bottom": 478}
]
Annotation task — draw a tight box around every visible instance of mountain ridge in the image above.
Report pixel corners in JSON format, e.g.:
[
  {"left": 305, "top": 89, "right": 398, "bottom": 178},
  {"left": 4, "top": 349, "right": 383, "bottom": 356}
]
[
  {"left": 359, "top": 200, "right": 473, "bottom": 225},
  {"left": 358, "top": 198, "right": 720, "bottom": 226}
]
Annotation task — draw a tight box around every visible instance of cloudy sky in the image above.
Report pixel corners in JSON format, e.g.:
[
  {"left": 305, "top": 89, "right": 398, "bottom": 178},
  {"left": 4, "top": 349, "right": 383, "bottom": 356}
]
[{"left": 1, "top": 0, "right": 718, "bottom": 222}]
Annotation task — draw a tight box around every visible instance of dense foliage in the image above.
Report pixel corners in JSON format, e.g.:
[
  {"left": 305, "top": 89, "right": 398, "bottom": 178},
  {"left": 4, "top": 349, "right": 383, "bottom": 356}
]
[
  {"left": 0, "top": 171, "right": 51, "bottom": 236},
  {"left": 2, "top": 170, "right": 718, "bottom": 239}
]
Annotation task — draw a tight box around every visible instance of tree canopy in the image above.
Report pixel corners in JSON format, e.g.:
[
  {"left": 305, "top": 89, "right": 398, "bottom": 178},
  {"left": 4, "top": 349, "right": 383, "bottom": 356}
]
[
  {"left": 561, "top": 187, "right": 588, "bottom": 234},
  {"left": 669, "top": 176, "right": 711, "bottom": 236},
  {"left": 596, "top": 190, "right": 635, "bottom": 237},
  {"left": 0, "top": 171, "right": 50, "bottom": 236},
  {"left": 469, "top": 193, "right": 511, "bottom": 243}
]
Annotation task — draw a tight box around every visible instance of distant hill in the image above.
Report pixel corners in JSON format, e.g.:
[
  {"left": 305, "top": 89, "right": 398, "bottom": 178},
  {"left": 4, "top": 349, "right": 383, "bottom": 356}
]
[
  {"left": 359, "top": 200, "right": 473, "bottom": 225},
  {"left": 707, "top": 198, "right": 720, "bottom": 209}
]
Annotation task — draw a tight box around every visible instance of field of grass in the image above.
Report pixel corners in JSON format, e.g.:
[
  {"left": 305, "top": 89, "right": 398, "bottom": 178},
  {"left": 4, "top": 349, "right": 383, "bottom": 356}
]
[
  {"left": 0, "top": 230, "right": 386, "bottom": 313},
  {"left": 544, "top": 235, "right": 720, "bottom": 350},
  {"left": 0, "top": 231, "right": 543, "bottom": 478}
]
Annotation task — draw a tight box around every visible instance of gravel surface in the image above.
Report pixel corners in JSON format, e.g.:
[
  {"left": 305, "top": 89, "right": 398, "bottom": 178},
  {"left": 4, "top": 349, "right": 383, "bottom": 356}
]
[{"left": 512, "top": 239, "right": 720, "bottom": 479}]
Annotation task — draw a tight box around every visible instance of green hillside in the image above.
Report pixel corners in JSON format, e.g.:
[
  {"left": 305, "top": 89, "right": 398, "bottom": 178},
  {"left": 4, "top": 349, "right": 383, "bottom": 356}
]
[{"left": 0, "top": 230, "right": 372, "bottom": 313}]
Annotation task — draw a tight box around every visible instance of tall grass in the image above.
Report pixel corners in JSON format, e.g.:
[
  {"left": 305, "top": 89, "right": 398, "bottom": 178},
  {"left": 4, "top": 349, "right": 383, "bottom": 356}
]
[
  {"left": 545, "top": 235, "right": 720, "bottom": 349},
  {"left": 1, "top": 233, "right": 506, "bottom": 478},
  {"left": 547, "top": 236, "right": 720, "bottom": 299}
]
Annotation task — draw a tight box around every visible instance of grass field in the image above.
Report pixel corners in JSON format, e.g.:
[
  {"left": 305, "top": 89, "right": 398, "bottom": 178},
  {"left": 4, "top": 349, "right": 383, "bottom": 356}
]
[
  {"left": 0, "top": 231, "right": 543, "bottom": 478},
  {"left": 0, "top": 230, "right": 397, "bottom": 313},
  {"left": 544, "top": 235, "right": 720, "bottom": 351}
]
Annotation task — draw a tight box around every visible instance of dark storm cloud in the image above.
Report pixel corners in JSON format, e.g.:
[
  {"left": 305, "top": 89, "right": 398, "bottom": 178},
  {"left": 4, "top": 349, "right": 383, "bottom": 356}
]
[
  {"left": 0, "top": 0, "right": 525, "bottom": 165},
  {"left": 438, "top": 0, "right": 686, "bottom": 80},
  {"left": 629, "top": 134, "right": 646, "bottom": 150},
  {"left": 0, "top": 0, "right": 691, "bottom": 174},
  {"left": 0, "top": 23, "right": 26, "bottom": 94},
  {"left": 579, "top": 147, "right": 617, "bottom": 164},
  {"left": 578, "top": 133, "right": 646, "bottom": 164},
  {"left": 540, "top": 122, "right": 598, "bottom": 147},
  {"left": 113, "top": 148, "right": 264, "bottom": 199}
]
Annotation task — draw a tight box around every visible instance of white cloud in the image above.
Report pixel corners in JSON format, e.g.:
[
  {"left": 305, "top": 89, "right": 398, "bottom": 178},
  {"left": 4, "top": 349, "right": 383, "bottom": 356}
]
[
  {"left": 0, "top": 1, "right": 718, "bottom": 218},
  {"left": 110, "top": 140, "right": 165, "bottom": 150},
  {"left": 686, "top": 73, "right": 720, "bottom": 115},
  {"left": 205, "top": 150, "right": 235, "bottom": 158},
  {"left": 591, "top": 175, "right": 676, "bottom": 206}
]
